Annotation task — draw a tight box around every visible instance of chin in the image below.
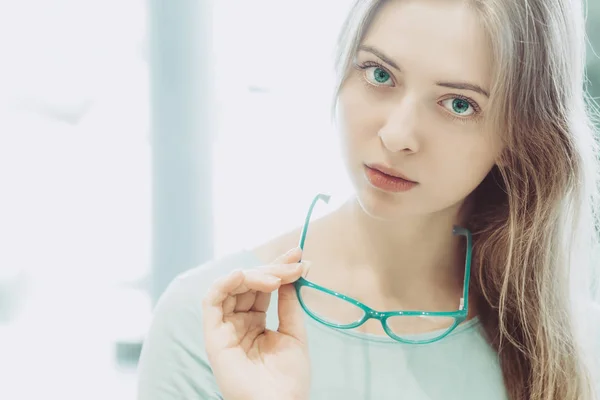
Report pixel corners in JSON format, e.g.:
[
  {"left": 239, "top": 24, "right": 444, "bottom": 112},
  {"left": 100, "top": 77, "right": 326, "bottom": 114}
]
[{"left": 353, "top": 182, "right": 418, "bottom": 221}]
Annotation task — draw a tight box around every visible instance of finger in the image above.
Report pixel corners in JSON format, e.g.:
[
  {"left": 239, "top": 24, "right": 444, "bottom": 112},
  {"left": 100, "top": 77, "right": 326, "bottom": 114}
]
[
  {"left": 229, "top": 264, "right": 304, "bottom": 312},
  {"left": 221, "top": 271, "right": 282, "bottom": 315},
  {"left": 203, "top": 269, "right": 280, "bottom": 324},
  {"left": 237, "top": 264, "right": 309, "bottom": 313},
  {"left": 251, "top": 291, "right": 272, "bottom": 313},
  {"left": 231, "top": 270, "right": 282, "bottom": 295},
  {"left": 203, "top": 262, "right": 307, "bottom": 329},
  {"left": 271, "top": 247, "right": 302, "bottom": 265},
  {"left": 258, "top": 262, "right": 306, "bottom": 284},
  {"left": 232, "top": 290, "right": 258, "bottom": 312},
  {"left": 202, "top": 269, "right": 246, "bottom": 333},
  {"left": 277, "top": 282, "right": 308, "bottom": 344}
]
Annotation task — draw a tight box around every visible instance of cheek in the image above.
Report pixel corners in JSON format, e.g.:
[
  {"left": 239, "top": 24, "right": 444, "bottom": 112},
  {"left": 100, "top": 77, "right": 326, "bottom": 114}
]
[
  {"left": 426, "top": 136, "right": 499, "bottom": 202},
  {"left": 336, "top": 84, "right": 381, "bottom": 148}
]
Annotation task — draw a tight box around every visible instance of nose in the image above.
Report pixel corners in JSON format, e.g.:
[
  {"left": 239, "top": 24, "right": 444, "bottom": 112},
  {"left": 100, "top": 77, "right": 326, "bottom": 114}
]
[{"left": 377, "top": 96, "right": 421, "bottom": 154}]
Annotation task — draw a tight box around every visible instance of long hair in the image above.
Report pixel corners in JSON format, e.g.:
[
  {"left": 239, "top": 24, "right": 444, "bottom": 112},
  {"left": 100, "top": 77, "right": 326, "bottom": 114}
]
[{"left": 333, "top": 1, "right": 600, "bottom": 399}]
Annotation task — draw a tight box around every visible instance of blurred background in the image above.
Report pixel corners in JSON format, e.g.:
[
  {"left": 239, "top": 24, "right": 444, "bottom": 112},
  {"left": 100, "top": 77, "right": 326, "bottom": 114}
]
[{"left": 0, "top": 1, "right": 598, "bottom": 399}]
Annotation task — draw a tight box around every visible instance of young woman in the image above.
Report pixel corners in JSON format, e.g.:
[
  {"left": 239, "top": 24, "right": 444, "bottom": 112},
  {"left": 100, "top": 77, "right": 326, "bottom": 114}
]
[{"left": 136, "top": 0, "right": 600, "bottom": 399}]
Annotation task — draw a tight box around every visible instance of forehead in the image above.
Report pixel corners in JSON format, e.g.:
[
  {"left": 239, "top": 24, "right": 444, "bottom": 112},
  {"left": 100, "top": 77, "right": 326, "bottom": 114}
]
[{"left": 362, "top": 0, "right": 492, "bottom": 89}]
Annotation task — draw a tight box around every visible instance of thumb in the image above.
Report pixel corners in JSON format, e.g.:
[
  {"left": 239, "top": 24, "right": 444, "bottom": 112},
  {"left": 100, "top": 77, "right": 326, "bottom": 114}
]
[
  {"left": 277, "top": 266, "right": 309, "bottom": 343},
  {"left": 271, "top": 247, "right": 302, "bottom": 265}
]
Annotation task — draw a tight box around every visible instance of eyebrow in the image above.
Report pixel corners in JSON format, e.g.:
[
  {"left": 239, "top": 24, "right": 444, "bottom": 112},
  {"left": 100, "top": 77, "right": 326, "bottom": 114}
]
[
  {"left": 435, "top": 81, "right": 489, "bottom": 98},
  {"left": 357, "top": 45, "right": 490, "bottom": 98},
  {"left": 358, "top": 45, "right": 401, "bottom": 71}
]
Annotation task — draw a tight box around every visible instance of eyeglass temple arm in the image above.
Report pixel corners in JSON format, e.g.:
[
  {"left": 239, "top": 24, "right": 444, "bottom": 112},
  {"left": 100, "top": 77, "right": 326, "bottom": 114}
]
[
  {"left": 452, "top": 226, "right": 473, "bottom": 312},
  {"left": 298, "top": 193, "right": 331, "bottom": 253}
]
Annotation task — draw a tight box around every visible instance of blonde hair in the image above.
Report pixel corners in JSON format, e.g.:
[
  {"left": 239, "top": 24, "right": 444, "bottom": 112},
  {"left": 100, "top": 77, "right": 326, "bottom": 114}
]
[{"left": 334, "top": 1, "right": 600, "bottom": 399}]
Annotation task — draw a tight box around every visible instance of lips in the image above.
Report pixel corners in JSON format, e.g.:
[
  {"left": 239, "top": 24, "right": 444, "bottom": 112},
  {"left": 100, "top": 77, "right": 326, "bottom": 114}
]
[
  {"left": 366, "top": 163, "right": 417, "bottom": 183},
  {"left": 363, "top": 164, "right": 418, "bottom": 193}
]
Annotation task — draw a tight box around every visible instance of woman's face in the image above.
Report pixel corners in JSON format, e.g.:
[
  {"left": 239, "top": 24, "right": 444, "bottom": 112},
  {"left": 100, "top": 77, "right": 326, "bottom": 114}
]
[{"left": 337, "top": 0, "right": 504, "bottom": 220}]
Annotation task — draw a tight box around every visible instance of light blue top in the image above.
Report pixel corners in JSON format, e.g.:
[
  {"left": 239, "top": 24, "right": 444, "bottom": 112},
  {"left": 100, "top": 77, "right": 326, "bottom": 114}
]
[{"left": 136, "top": 250, "right": 597, "bottom": 399}]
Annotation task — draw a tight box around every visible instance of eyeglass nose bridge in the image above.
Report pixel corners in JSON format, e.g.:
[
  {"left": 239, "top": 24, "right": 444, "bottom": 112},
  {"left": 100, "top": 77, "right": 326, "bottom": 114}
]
[{"left": 365, "top": 308, "right": 386, "bottom": 320}]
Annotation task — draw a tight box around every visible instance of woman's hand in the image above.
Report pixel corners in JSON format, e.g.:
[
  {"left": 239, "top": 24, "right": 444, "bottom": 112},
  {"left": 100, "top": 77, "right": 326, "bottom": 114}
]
[{"left": 202, "top": 248, "right": 311, "bottom": 400}]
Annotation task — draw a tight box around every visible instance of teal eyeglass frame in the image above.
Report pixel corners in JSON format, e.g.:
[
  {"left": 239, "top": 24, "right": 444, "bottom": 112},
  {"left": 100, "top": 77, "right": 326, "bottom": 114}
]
[{"left": 293, "top": 193, "right": 473, "bottom": 344}]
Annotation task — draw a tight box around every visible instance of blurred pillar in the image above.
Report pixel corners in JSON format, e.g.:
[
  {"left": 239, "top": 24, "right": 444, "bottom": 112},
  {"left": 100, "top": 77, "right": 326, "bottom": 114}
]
[{"left": 148, "top": 0, "right": 214, "bottom": 305}]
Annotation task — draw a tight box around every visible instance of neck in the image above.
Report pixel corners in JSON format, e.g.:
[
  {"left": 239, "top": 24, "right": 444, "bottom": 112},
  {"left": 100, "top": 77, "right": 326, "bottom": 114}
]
[{"left": 329, "top": 196, "right": 471, "bottom": 311}]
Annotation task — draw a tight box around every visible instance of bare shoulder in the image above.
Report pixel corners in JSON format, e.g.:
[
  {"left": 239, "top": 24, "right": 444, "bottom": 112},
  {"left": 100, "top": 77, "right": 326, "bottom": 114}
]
[
  {"left": 251, "top": 225, "right": 304, "bottom": 264},
  {"left": 251, "top": 209, "right": 341, "bottom": 265}
]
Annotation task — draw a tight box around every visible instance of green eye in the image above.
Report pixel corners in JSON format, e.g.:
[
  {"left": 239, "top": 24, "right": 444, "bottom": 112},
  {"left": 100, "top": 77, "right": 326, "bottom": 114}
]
[
  {"left": 365, "top": 67, "right": 393, "bottom": 86},
  {"left": 441, "top": 97, "right": 475, "bottom": 117},
  {"left": 373, "top": 68, "right": 390, "bottom": 84},
  {"left": 452, "top": 99, "right": 470, "bottom": 114}
]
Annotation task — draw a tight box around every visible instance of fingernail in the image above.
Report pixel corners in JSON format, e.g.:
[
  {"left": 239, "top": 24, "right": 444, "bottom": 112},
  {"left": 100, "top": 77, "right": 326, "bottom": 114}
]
[
  {"left": 283, "top": 263, "right": 301, "bottom": 272},
  {"left": 266, "top": 276, "right": 281, "bottom": 285},
  {"left": 301, "top": 261, "right": 311, "bottom": 277}
]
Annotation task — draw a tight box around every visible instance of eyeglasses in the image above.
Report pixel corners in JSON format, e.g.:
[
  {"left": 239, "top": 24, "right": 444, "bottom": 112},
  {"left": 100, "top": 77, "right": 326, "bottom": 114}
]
[{"left": 294, "top": 193, "right": 473, "bottom": 344}]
